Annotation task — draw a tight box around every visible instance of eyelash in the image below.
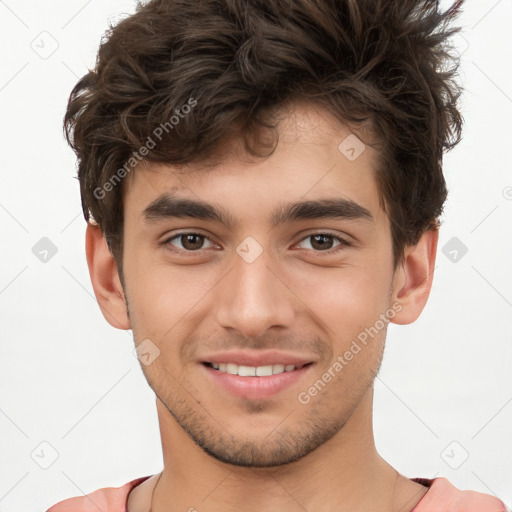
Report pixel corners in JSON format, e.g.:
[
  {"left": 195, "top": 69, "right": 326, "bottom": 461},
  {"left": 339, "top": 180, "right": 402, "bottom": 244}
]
[{"left": 162, "top": 231, "right": 352, "bottom": 257}]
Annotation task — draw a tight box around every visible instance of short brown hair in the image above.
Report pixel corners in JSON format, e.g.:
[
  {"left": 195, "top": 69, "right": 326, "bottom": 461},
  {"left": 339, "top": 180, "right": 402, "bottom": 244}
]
[{"left": 64, "top": 0, "right": 465, "bottom": 282}]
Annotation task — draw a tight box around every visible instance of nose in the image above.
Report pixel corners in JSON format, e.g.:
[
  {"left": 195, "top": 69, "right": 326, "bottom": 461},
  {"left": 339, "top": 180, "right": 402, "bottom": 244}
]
[{"left": 214, "top": 243, "right": 296, "bottom": 339}]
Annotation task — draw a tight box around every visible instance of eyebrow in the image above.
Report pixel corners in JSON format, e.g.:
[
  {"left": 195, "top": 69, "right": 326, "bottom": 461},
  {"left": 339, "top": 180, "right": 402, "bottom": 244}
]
[{"left": 142, "top": 194, "right": 373, "bottom": 228}]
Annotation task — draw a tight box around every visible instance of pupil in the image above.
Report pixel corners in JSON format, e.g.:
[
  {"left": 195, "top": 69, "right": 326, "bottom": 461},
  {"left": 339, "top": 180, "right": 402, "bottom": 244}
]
[
  {"left": 312, "top": 235, "right": 333, "bottom": 250},
  {"left": 183, "top": 234, "right": 203, "bottom": 250}
]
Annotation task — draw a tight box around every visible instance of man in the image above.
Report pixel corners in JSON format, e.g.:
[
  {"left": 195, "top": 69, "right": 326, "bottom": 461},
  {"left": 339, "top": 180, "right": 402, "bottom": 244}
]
[{"left": 48, "top": 0, "right": 508, "bottom": 510}]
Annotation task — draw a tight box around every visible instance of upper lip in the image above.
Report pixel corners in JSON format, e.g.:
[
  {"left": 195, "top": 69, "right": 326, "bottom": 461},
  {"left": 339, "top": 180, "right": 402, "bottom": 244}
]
[{"left": 199, "top": 350, "right": 316, "bottom": 367}]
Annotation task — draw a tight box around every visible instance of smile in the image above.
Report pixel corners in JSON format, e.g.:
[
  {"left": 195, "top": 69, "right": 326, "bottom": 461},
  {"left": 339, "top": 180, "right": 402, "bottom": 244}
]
[
  {"left": 204, "top": 362, "right": 310, "bottom": 376},
  {"left": 201, "top": 361, "right": 314, "bottom": 400}
]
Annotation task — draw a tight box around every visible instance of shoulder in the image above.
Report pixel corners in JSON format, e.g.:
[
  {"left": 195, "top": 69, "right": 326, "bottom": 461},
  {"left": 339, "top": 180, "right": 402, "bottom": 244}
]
[
  {"left": 46, "top": 476, "right": 152, "bottom": 512},
  {"left": 412, "top": 477, "right": 509, "bottom": 512}
]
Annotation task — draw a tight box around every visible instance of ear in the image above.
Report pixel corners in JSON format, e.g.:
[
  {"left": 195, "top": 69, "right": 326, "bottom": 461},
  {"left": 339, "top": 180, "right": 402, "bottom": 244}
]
[
  {"left": 85, "top": 223, "right": 131, "bottom": 330},
  {"left": 390, "top": 229, "right": 438, "bottom": 325}
]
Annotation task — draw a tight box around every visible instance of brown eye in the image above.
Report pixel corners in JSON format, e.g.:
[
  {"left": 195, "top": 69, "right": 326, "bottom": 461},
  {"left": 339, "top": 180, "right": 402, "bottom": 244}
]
[
  {"left": 179, "top": 234, "right": 205, "bottom": 251},
  {"left": 165, "top": 232, "right": 215, "bottom": 252},
  {"left": 309, "top": 234, "right": 335, "bottom": 250},
  {"left": 298, "top": 233, "right": 349, "bottom": 252}
]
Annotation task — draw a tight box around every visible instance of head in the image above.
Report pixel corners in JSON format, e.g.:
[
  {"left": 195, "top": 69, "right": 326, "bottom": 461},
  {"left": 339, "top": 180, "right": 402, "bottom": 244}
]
[{"left": 66, "top": 0, "right": 464, "bottom": 467}]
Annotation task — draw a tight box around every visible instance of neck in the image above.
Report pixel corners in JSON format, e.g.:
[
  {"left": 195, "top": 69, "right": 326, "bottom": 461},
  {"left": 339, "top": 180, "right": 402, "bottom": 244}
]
[{"left": 149, "top": 388, "right": 426, "bottom": 512}]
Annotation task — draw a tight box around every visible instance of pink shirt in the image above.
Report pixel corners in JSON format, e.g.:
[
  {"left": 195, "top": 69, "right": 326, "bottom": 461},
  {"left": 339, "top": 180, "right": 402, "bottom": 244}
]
[{"left": 46, "top": 476, "right": 508, "bottom": 512}]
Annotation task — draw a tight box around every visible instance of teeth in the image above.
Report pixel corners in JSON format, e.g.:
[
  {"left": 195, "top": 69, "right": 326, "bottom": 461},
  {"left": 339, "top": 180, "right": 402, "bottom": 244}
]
[
  {"left": 210, "top": 363, "right": 299, "bottom": 376},
  {"left": 238, "top": 365, "right": 256, "bottom": 377},
  {"left": 256, "top": 365, "right": 273, "bottom": 376},
  {"left": 273, "top": 364, "right": 285, "bottom": 374},
  {"left": 226, "top": 363, "right": 238, "bottom": 375}
]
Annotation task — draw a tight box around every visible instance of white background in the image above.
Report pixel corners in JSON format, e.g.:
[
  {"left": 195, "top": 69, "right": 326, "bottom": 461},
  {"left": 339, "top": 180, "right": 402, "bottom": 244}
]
[{"left": 0, "top": 0, "right": 511, "bottom": 510}]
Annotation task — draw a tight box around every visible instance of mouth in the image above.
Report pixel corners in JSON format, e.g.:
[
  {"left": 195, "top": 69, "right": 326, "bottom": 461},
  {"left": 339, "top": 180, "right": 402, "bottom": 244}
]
[
  {"left": 200, "top": 359, "right": 315, "bottom": 400},
  {"left": 203, "top": 361, "right": 312, "bottom": 376}
]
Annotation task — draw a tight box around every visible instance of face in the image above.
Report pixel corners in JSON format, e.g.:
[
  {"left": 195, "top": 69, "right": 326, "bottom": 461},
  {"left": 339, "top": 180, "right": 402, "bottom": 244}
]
[{"left": 120, "top": 101, "right": 400, "bottom": 467}]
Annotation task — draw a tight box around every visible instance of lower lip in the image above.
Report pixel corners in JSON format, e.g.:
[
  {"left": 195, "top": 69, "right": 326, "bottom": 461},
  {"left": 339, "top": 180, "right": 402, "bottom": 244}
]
[{"left": 201, "top": 364, "right": 313, "bottom": 400}]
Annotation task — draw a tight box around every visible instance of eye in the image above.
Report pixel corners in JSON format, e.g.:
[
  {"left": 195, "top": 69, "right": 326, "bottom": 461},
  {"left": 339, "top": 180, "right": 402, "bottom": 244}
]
[
  {"left": 164, "top": 232, "right": 216, "bottom": 253},
  {"left": 161, "top": 231, "right": 351, "bottom": 256},
  {"left": 296, "top": 233, "right": 351, "bottom": 253}
]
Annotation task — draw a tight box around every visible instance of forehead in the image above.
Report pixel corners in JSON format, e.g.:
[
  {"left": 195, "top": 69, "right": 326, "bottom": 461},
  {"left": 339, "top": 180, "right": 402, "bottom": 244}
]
[{"left": 123, "top": 101, "right": 385, "bottom": 225}]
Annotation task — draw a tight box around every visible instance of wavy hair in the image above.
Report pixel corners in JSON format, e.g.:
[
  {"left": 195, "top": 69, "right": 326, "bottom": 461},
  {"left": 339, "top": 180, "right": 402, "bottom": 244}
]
[{"left": 64, "top": 0, "right": 465, "bottom": 279}]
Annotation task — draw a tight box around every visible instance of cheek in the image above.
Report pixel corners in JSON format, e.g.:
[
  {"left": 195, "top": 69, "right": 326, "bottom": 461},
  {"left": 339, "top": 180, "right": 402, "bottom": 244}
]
[
  {"left": 126, "top": 245, "right": 193, "bottom": 308},
  {"left": 125, "top": 258, "right": 221, "bottom": 347},
  {"left": 291, "top": 260, "right": 391, "bottom": 338}
]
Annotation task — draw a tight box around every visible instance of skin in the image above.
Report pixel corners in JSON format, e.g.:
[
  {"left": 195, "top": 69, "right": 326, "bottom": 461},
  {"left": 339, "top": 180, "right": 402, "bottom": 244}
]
[{"left": 86, "top": 100, "right": 437, "bottom": 511}]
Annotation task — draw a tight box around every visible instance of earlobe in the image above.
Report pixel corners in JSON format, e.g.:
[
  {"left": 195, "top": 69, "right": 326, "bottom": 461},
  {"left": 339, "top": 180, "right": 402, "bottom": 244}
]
[
  {"left": 85, "top": 223, "right": 131, "bottom": 330},
  {"left": 390, "top": 229, "right": 439, "bottom": 325}
]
